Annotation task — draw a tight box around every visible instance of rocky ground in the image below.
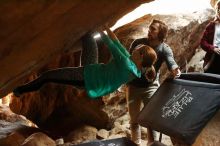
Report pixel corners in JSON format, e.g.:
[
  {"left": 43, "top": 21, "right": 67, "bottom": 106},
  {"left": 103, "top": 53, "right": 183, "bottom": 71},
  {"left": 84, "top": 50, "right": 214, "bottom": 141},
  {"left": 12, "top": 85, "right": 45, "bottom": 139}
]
[{"left": 0, "top": 89, "right": 173, "bottom": 146}]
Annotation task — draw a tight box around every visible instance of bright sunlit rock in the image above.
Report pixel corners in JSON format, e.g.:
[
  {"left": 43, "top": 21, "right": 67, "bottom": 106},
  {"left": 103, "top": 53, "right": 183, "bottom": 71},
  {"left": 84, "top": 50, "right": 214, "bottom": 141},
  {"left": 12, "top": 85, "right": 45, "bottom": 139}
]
[
  {"left": 112, "top": 0, "right": 212, "bottom": 29},
  {"left": 0, "top": 93, "right": 11, "bottom": 106}
]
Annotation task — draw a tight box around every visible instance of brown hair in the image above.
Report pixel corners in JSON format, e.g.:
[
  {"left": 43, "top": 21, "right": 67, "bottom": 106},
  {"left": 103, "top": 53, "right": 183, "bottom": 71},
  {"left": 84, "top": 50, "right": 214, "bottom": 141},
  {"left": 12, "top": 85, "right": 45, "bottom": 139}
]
[
  {"left": 139, "top": 45, "right": 157, "bottom": 81},
  {"left": 150, "top": 19, "right": 168, "bottom": 42},
  {"left": 214, "top": 0, "right": 220, "bottom": 20}
]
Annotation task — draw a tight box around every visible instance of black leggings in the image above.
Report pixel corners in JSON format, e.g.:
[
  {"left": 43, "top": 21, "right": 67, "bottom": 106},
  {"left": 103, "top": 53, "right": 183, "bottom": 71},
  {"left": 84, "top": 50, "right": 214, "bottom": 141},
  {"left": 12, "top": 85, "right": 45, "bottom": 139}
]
[{"left": 15, "top": 31, "right": 98, "bottom": 94}]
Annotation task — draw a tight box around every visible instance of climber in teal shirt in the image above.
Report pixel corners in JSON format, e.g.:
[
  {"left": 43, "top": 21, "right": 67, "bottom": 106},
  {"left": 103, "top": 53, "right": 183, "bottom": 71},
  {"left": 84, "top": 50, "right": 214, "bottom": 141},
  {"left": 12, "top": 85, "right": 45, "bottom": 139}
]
[
  {"left": 84, "top": 30, "right": 141, "bottom": 98},
  {"left": 13, "top": 26, "right": 157, "bottom": 99}
]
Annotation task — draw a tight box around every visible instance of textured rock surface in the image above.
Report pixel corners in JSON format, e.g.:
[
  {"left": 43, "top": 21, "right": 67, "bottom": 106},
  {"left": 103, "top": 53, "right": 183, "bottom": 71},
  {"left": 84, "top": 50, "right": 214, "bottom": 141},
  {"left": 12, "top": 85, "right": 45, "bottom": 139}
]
[
  {"left": 0, "top": 105, "right": 41, "bottom": 146},
  {"left": 21, "top": 132, "right": 56, "bottom": 146}
]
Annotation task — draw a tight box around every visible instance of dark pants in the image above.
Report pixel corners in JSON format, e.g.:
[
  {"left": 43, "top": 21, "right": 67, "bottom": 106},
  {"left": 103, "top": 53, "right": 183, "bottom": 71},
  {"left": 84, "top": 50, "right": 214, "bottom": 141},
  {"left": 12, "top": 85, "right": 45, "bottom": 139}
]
[
  {"left": 15, "top": 31, "right": 98, "bottom": 94},
  {"left": 205, "top": 55, "right": 220, "bottom": 74}
]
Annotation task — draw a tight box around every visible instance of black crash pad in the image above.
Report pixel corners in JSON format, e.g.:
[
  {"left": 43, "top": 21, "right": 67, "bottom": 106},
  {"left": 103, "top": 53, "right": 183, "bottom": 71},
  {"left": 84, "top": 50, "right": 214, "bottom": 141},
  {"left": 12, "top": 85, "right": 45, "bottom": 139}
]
[{"left": 138, "top": 73, "right": 220, "bottom": 144}]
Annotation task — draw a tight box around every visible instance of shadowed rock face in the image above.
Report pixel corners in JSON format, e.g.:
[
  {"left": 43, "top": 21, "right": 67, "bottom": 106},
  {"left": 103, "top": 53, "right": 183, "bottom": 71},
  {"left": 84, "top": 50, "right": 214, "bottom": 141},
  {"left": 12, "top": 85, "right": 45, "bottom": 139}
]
[{"left": 0, "top": 0, "right": 153, "bottom": 98}]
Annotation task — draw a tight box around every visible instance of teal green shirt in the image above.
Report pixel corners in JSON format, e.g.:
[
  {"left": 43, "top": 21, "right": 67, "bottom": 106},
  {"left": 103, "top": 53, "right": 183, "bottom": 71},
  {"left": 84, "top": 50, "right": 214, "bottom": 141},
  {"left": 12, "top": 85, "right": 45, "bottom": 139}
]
[{"left": 84, "top": 34, "right": 141, "bottom": 98}]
